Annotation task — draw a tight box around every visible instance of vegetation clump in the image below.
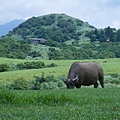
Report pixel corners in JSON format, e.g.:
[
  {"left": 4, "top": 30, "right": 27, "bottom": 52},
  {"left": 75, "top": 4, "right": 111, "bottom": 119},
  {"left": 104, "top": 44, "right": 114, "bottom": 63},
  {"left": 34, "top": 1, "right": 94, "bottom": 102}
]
[
  {"left": 1, "top": 74, "right": 65, "bottom": 90},
  {"left": 0, "top": 36, "right": 31, "bottom": 59},
  {"left": 0, "top": 61, "right": 57, "bottom": 72},
  {"left": 31, "top": 74, "right": 65, "bottom": 90},
  {"left": 105, "top": 73, "right": 120, "bottom": 87}
]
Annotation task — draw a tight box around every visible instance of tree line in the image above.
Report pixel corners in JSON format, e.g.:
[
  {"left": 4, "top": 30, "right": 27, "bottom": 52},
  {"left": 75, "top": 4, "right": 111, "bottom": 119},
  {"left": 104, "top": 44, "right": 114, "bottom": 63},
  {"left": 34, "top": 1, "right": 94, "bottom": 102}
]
[
  {"left": 0, "top": 36, "right": 120, "bottom": 60},
  {"left": 48, "top": 42, "right": 120, "bottom": 60},
  {"left": 85, "top": 26, "right": 120, "bottom": 42}
]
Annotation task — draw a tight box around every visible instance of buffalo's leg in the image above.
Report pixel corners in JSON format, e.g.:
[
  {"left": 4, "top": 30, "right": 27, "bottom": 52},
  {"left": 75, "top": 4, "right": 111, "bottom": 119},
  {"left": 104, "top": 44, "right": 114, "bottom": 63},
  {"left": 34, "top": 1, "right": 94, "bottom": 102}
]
[
  {"left": 76, "top": 85, "right": 81, "bottom": 89},
  {"left": 99, "top": 80, "right": 104, "bottom": 88},
  {"left": 99, "top": 72, "right": 104, "bottom": 88},
  {"left": 94, "top": 82, "right": 98, "bottom": 88}
]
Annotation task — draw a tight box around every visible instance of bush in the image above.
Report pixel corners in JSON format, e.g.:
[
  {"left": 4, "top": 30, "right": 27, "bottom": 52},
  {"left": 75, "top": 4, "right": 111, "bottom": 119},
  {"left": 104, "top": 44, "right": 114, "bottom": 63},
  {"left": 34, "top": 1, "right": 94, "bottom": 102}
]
[
  {"left": 31, "top": 74, "right": 65, "bottom": 90},
  {"left": 0, "top": 63, "right": 10, "bottom": 72},
  {"left": 9, "top": 78, "right": 30, "bottom": 90},
  {"left": 0, "top": 61, "right": 57, "bottom": 73},
  {"left": 110, "top": 79, "right": 120, "bottom": 84},
  {"left": 48, "top": 63, "right": 57, "bottom": 67},
  {"left": 104, "top": 74, "right": 120, "bottom": 86},
  {"left": 16, "top": 61, "right": 45, "bottom": 70},
  {"left": 9, "top": 63, "right": 18, "bottom": 71},
  {"left": 0, "top": 84, "right": 9, "bottom": 89},
  {"left": 16, "top": 63, "right": 25, "bottom": 70},
  {"left": 40, "top": 82, "right": 58, "bottom": 90},
  {"left": 108, "top": 73, "right": 119, "bottom": 78}
]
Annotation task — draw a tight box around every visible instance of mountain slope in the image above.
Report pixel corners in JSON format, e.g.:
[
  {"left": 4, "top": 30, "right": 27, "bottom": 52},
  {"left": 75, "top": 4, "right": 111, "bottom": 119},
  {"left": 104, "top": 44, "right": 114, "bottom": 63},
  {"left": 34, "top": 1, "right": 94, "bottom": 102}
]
[
  {"left": 0, "top": 19, "right": 25, "bottom": 37},
  {"left": 8, "top": 13, "right": 95, "bottom": 42}
]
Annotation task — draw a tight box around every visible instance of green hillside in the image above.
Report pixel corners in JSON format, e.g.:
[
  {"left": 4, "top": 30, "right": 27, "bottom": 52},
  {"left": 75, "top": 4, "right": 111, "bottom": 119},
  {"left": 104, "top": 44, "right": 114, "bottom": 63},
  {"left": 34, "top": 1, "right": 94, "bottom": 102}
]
[
  {"left": 0, "top": 13, "right": 120, "bottom": 60},
  {"left": 5, "top": 13, "right": 120, "bottom": 44},
  {"left": 7, "top": 13, "right": 120, "bottom": 43},
  {"left": 8, "top": 13, "right": 95, "bottom": 42}
]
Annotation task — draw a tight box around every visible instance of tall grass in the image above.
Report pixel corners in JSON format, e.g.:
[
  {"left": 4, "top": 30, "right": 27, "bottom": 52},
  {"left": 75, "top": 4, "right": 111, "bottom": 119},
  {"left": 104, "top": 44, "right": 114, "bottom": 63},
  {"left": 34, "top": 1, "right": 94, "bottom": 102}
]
[{"left": 0, "top": 88, "right": 120, "bottom": 119}]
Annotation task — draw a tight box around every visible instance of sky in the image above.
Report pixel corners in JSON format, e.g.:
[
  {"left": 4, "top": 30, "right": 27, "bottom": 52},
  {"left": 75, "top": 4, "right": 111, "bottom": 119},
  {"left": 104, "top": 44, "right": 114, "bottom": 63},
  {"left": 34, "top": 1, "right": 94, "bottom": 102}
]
[{"left": 1, "top": 0, "right": 120, "bottom": 29}]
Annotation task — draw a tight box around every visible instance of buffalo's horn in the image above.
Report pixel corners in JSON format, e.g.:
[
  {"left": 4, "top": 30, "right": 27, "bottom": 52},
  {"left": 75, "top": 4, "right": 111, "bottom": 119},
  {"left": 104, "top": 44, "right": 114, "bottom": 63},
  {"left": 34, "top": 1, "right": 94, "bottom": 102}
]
[
  {"left": 72, "top": 75, "right": 78, "bottom": 81},
  {"left": 62, "top": 77, "right": 66, "bottom": 82}
]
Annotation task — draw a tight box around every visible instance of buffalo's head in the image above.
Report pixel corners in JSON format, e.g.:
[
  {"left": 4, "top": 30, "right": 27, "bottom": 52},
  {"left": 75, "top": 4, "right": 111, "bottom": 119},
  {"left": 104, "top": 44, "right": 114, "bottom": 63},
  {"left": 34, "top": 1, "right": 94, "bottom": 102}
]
[{"left": 62, "top": 75, "right": 79, "bottom": 89}]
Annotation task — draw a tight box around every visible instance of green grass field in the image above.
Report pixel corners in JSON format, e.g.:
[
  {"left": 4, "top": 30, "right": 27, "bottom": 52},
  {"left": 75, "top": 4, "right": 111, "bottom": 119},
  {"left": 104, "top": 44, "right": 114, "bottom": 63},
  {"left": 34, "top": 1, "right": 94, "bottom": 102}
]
[
  {"left": 0, "top": 58, "right": 120, "bottom": 119},
  {"left": 0, "top": 88, "right": 120, "bottom": 119},
  {"left": 0, "top": 58, "right": 120, "bottom": 85}
]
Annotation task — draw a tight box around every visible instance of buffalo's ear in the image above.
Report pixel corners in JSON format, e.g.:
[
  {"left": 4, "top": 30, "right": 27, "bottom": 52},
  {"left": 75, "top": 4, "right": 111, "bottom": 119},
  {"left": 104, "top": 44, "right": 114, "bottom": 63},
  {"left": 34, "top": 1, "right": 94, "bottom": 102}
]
[{"left": 62, "top": 77, "right": 66, "bottom": 83}]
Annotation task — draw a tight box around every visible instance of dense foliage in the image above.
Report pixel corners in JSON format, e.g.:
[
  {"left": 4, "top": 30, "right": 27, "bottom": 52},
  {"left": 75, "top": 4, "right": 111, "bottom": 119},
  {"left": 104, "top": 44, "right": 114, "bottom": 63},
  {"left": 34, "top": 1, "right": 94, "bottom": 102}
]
[
  {"left": 0, "top": 63, "right": 10, "bottom": 72},
  {"left": 85, "top": 27, "right": 120, "bottom": 42},
  {"left": 8, "top": 13, "right": 120, "bottom": 44},
  {"left": 16, "top": 61, "right": 45, "bottom": 70},
  {"left": 48, "top": 42, "right": 120, "bottom": 60},
  {"left": 0, "top": 36, "right": 120, "bottom": 60},
  {"left": 0, "top": 36, "right": 31, "bottom": 59},
  {"left": 8, "top": 13, "right": 95, "bottom": 42}
]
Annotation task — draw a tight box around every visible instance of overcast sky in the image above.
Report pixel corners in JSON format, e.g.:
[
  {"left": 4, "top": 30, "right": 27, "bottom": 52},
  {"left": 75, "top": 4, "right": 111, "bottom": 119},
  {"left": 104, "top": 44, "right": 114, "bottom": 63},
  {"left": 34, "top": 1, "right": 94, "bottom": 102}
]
[{"left": 1, "top": 0, "right": 120, "bottom": 29}]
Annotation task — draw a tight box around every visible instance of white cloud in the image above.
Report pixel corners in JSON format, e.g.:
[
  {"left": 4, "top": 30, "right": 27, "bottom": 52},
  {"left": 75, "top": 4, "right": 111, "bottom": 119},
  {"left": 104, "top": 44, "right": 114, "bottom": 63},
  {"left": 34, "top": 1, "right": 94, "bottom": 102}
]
[
  {"left": 0, "top": 0, "right": 120, "bottom": 29},
  {"left": 112, "top": 20, "right": 120, "bottom": 29}
]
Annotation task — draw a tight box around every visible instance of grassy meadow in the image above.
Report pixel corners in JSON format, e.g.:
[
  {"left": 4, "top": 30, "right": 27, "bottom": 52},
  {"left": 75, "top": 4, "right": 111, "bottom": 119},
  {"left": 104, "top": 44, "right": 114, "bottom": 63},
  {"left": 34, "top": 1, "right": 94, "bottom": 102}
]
[
  {"left": 0, "top": 57, "right": 120, "bottom": 84},
  {"left": 0, "top": 57, "right": 120, "bottom": 119}
]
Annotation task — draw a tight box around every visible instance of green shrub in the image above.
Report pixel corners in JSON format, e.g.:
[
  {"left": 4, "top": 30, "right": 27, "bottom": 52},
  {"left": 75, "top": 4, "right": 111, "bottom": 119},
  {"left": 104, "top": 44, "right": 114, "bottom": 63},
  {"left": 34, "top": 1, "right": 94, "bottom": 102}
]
[
  {"left": 16, "top": 61, "right": 45, "bottom": 70},
  {"left": 31, "top": 74, "right": 45, "bottom": 90},
  {"left": 9, "top": 78, "right": 30, "bottom": 90},
  {"left": 110, "top": 79, "right": 120, "bottom": 84},
  {"left": 30, "top": 80, "right": 41, "bottom": 90},
  {"left": 1, "top": 61, "right": 57, "bottom": 72},
  {"left": 16, "top": 62, "right": 25, "bottom": 70},
  {"left": 9, "top": 63, "right": 18, "bottom": 71},
  {"left": 40, "top": 82, "right": 57, "bottom": 90},
  {"left": 0, "top": 63, "right": 10, "bottom": 72},
  {"left": 0, "top": 84, "right": 9, "bottom": 89},
  {"left": 31, "top": 74, "right": 65, "bottom": 90},
  {"left": 108, "top": 73, "right": 119, "bottom": 78},
  {"left": 48, "top": 63, "right": 57, "bottom": 67},
  {"left": 104, "top": 74, "right": 120, "bottom": 86}
]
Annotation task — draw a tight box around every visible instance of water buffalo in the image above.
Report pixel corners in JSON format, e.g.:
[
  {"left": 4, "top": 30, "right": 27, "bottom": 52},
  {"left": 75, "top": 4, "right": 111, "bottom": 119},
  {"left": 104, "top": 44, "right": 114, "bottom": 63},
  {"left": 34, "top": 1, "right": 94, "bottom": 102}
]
[{"left": 62, "top": 62, "right": 104, "bottom": 89}]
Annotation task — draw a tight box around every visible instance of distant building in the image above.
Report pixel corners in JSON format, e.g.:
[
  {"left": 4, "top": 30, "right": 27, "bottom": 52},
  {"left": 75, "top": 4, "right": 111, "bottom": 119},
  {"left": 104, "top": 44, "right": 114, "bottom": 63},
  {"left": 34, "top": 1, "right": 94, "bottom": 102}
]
[
  {"left": 106, "top": 39, "right": 110, "bottom": 43},
  {"left": 30, "top": 38, "right": 47, "bottom": 44}
]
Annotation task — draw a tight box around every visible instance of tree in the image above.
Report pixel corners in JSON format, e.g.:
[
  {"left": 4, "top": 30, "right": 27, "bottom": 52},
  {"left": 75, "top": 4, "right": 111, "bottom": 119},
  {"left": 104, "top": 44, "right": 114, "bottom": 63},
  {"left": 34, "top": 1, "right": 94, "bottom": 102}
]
[
  {"left": 99, "top": 30, "right": 107, "bottom": 42},
  {"left": 0, "top": 37, "right": 31, "bottom": 59},
  {"left": 116, "top": 29, "right": 120, "bottom": 42},
  {"left": 105, "top": 26, "right": 115, "bottom": 42}
]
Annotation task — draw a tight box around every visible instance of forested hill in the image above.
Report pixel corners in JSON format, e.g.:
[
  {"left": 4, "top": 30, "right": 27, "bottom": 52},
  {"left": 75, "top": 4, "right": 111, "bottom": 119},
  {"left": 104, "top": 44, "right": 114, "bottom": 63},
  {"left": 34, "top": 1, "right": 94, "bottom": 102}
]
[
  {"left": 1, "top": 13, "right": 120, "bottom": 60},
  {"left": 8, "top": 13, "right": 95, "bottom": 42}
]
